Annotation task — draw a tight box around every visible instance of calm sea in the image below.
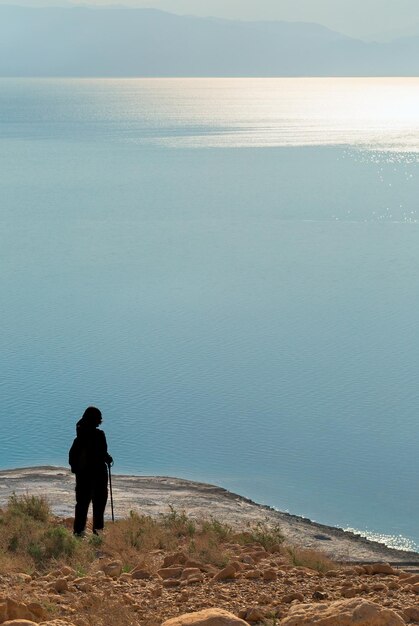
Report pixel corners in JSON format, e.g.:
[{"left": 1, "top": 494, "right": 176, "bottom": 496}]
[{"left": 1, "top": 78, "right": 418, "bottom": 551}]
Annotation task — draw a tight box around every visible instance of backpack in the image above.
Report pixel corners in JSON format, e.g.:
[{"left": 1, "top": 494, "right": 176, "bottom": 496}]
[{"left": 68, "top": 437, "right": 88, "bottom": 474}]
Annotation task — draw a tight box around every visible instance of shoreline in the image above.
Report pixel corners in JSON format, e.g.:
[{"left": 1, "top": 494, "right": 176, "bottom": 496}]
[{"left": 1, "top": 466, "right": 418, "bottom": 568}]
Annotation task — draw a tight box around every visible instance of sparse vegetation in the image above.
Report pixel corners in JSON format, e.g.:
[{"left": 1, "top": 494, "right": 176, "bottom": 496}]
[
  {"left": 0, "top": 494, "right": 412, "bottom": 626},
  {"left": 286, "top": 546, "right": 337, "bottom": 573},
  {"left": 0, "top": 494, "right": 335, "bottom": 581},
  {"left": 0, "top": 494, "right": 95, "bottom": 573},
  {"left": 7, "top": 492, "right": 50, "bottom": 522},
  {"left": 236, "top": 521, "right": 284, "bottom": 551}
]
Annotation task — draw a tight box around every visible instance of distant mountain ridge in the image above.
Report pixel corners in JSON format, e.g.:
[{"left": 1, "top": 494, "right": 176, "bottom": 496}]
[{"left": 1, "top": 5, "right": 419, "bottom": 76}]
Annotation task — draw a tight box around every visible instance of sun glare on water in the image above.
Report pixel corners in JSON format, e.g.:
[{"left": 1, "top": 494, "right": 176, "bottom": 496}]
[{"left": 121, "top": 77, "right": 419, "bottom": 151}]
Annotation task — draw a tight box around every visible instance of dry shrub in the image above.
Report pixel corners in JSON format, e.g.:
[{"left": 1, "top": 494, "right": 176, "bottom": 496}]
[
  {"left": 0, "top": 494, "right": 95, "bottom": 574},
  {"left": 0, "top": 495, "right": 287, "bottom": 577},
  {"left": 99, "top": 511, "right": 175, "bottom": 569},
  {"left": 286, "top": 546, "right": 337, "bottom": 572},
  {"left": 186, "top": 517, "right": 232, "bottom": 567},
  {"left": 234, "top": 521, "right": 284, "bottom": 551},
  {"left": 7, "top": 493, "right": 50, "bottom": 522},
  {"left": 100, "top": 509, "right": 232, "bottom": 569},
  {"left": 75, "top": 591, "right": 139, "bottom": 626}
]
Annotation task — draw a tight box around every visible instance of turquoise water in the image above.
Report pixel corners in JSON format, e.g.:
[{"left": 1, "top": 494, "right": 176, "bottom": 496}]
[{"left": 1, "top": 78, "right": 418, "bottom": 551}]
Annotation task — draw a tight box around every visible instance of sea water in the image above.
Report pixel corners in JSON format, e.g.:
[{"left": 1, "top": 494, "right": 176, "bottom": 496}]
[{"left": 0, "top": 78, "right": 418, "bottom": 551}]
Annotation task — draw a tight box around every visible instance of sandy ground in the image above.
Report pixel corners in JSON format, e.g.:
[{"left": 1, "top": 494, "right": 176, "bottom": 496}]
[{"left": 0, "top": 466, "right": 418, "bottom": 568}]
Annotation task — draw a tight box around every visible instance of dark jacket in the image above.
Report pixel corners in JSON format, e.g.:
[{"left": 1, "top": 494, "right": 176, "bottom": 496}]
[{"left": 69, "top": 421, "right": 112, "bottom": 474}]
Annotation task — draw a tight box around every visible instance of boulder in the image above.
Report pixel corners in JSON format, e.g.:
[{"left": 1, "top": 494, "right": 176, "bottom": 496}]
[
  {"left": 0, "top": 599, "right": 40, "bottom": 623},
  {"left": 403, "top": 606, "right": 419, "bottom": 623},
  {"left": 1, "top": 621, "right": 38, "bottom": 626},
  {"left": 26, "top": 603, "right": 47, "bottom": 620},
  {"left": 48, "top": 578, "right": 68, "bottom": 593},
  {"left": 365, "top": 563, "right": 396, "bottom": 576},
  {"left": 280, "top": 598, "right": 406, "bottom": 625},
  {"left": 101, "top": 560, "right": 123, "bottom": 578},
  {"left": 163, "top": 579, "right": 181, "bottom": 588},
  {"left": 212, "top": 564, "right": 236, "bottom": 582},
  {"left": 163, "top": 552, "right": 188, "bottom": 567},
  {"left": 162, "top": 608, "right": 250, "bottom": 626},
  {"left": 244, "top": 608, "right": 266, "bottom": 623},
  {"left": 181, "top": 568, "right": 202, "bottom": 580},
  {"left": 158, "top": 567, "right": 183, "bottom": 579},
  {"left": 40, "top": 621, "right": 77, "bottom": 626},
  {"left": 262, "top": 568, "right": 277, "bottom": 581},
  {"left": 281, "top": 592, "right": 304, "bottom": 604},
  {"left": 40, "top": 622, "right": 77, "bottom": 626},
  {"left": 131, "top": 568, "right": 152, "bottom": 580}
]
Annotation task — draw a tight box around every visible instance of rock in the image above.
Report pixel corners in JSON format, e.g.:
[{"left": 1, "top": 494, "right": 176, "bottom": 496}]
[
  {"left": 402, "top": 574, "right": 419, "bottom": 585},
  {"left": 119, "top": 573, "right": 132, "bottom": 582},
  {"left": 161, "top": 608, "right": 250, "bottom": 626},
  {"left": 325, "top": 570, "right": 339, "bottom": 578},
  {"left": 244, "top": 570, "right": 262, "bottom": 580},
  {"left": 184, "top": 559, "right": 205, "bottom": 570},
  {"left": 403, "top": 606, "right": 419, "bottom": 623},
  {"left": 312, "top": 591, "right": 327, "bottom": 600},
  {"left": 59, "top": 566, "right": 75, "bottom": 577},
  {"left": 0, "top": 599, "right": 40, "bottom": 623},
  {"left": 101, "top": 560, "right": 123, "bottom": 578},
  {"left": 158, "top": 567, "right": 184, "bottom": 579},
  {"left": 230, "top": 562, "right": 242, "bottom": 572},
  {"left": 365, "top": 563, "right": 396, "bottom": 576},
  {"left": 185, "top": 574, "right": 205, "bottom": 584},
  {"left": 13, "top": 574, "right": 32, "bottom": 583},
  {"left": 245, "top": 608, "right": 266, "bottom": 623},
  {"left": 163, "top": 579, "right": 181, "bottom": 588},
  {"left": 412, "top": 582, "right": 419, "bottom": 595},
  {"left": 251, "top": 551, "right": 268, "bottom": 562},
  {"left": 262, "top": 568, "right": 277, "bottom": 581},
  {"left": 280, "top": 598, "right": 406, "bottom": 626},
  {"left": 40, "top": 621, "right": 77, "bottom": 626},
  {"left": 152, "top": 585, "right": 163, "bottom": 597},
  {"left": 387, "top": 581, "right": 400, "bottom": 590},
  {"left": 75, "top": 582, "right": 93, "bottom": 593},
  {"left": 26, "top": 603, "right": 47, "bottom": 620},
  {"left": 40, "top": 622, "right": 77, "bottom": 626},
  {"left": 1, "top": 621, "right": 38, "bottom": 626},
  {"left": 281, "top": 592, "right": 305, "bottom": 604},
  {"left": 181, "top": 568, "right": 202, "bottom": 580},
  {"left": 212, "top": 564, "right": 236, "bottom": 582},
  {"left": 48, "top": 578, "right": 68, "bottom": 593},
  {"left": 163, "top": 552, "right": 188, "bottom": 567},
  {"left": 131, "top": 568, "right": 152, "bottom": 580}
]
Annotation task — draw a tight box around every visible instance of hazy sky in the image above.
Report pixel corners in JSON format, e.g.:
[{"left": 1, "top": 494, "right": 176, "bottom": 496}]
[{"left": 4, "top": 0, "right": 419, "bottom": 39}]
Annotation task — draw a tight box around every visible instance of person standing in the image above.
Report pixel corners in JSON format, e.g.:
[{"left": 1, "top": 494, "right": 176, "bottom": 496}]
[{"left": 69, "top": 406, "right": 113, "bottom": 536}]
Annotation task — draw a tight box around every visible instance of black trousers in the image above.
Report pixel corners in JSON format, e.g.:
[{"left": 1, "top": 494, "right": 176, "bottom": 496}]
[{"left": 74, "top": 468, "right": 108, "bottom": 534}]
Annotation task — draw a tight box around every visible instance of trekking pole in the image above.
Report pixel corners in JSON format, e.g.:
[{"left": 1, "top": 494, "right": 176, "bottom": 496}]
[{"left": 108, "top": 462, "right": 115, "bottom": 522}]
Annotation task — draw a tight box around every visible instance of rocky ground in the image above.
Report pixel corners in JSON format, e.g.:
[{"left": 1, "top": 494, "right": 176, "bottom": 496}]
[
  {"left": 0, "top": 544, "right": 419, "bottom": 625},
  {"left": 1, "top": 467, "right": 418, "bottom": 566},
  {"left": 1, "top": 467, "right": 418, "bottom": 626}
]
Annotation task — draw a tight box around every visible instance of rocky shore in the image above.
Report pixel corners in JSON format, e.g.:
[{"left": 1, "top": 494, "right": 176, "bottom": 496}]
[
  {"left": 0, "top": 466, "right": 418, "bottom": 567},
  {"left": 1, "top": 467, "right": 419, "bottom": 626}
]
